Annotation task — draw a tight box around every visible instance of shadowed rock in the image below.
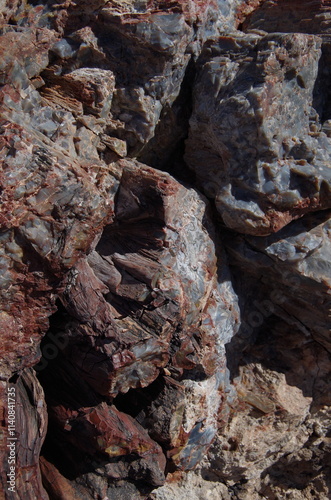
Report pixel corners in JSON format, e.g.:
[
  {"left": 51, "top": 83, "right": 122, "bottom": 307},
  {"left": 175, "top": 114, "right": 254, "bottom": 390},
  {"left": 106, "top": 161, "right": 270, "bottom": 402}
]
[{"left": 0, "top": 1, "right": 330, "bottom": 499}]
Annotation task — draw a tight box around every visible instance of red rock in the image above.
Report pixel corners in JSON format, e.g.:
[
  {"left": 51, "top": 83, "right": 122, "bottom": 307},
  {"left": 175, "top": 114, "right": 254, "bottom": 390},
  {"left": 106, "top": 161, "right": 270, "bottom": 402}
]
[
  {"left": 0, "top": 1, "right": 329, "bottom": 499},
  {"left": 0, "top": 369, "right": 48, "bottom": 499}
]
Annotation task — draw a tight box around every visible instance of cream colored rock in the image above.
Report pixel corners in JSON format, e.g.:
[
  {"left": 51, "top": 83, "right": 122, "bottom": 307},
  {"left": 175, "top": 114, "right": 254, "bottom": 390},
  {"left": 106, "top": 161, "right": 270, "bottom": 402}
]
[{"left": 149, "top": 471, "right": 231, "bottom": 500}]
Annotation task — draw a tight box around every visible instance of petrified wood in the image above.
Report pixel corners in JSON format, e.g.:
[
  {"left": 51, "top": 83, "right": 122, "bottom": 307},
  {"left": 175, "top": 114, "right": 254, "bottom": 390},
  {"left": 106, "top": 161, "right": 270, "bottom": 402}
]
[{"left": 0, "top": 1, "right": 330, "bottom": 499}]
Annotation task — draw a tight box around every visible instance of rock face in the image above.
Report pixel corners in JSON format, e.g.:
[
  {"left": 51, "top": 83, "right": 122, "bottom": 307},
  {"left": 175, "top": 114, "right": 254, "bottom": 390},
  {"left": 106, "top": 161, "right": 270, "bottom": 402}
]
[
  {"left": 185, "top": 31, "right": 331, "bottom": 235},
  {"left": 0, "top": 1, "right": 330, "bottom": 500},
  {"left": 240, "top": 0, "right": 331, "bottom": 35},
  {"left": 1, "top": 368, "right": 48, "bottom": 499}
]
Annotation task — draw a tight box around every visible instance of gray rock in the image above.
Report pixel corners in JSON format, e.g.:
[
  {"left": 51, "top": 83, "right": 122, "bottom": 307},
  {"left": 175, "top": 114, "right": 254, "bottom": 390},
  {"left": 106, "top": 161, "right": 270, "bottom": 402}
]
[
  {"left": 0, "top": 1, "right": 330, "bottom": 499},
  {"left": 224, "top": 210, "right": 331, "bottom": 351},
  {"left": 185, "top": 32, "right": 331, "bottom": 235}
]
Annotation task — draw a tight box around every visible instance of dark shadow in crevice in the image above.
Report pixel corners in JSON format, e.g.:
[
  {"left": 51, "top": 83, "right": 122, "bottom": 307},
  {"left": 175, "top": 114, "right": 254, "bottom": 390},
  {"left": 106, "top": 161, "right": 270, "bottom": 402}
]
[
  {"left": 114, "top": 376, "right": 166, "bottom": 420},
  {"left": 138, "top": 56, "right": 196, "bottom": 185},
  {"left": 96, "top": 218, "right": 165, "bottom": 256},
  {"left": 225, "top": 310, "right": 331, "bottom": 403},
  {"left": 312, "top": 39, "right": 331, "bottom": 124}
]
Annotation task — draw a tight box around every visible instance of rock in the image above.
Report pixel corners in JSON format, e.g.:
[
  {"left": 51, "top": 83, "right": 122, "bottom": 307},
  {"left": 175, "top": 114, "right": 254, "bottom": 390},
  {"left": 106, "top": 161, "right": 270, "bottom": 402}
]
[
  {"left": 240, "top": 0, "right": 331, "bottom": 35},
  {"left": 201, "top": 317, "right": 331, "bottom": 498},
  {"left": 35, "top": 0, "right": 226, "bottom": 157},
  {"left": 60, "top": 401, "right": 167, "bottom": 480},
  {"left": 148, "top": 470, "right": 231, "bottom": 500},
  {"left": 36, "top": 159, "right": 239, "bottom": 483},
  {"left": 0, "top": 0, "right": 22, "bottom": 27},
  {"left": 52, "top": 160, "right": 238, "bottom": 397},
  {"left": 40, "top": 456, "right": 90, "bottom": 500},
  {"left": 0, "top": 369, "right": 48, "bottom": 499},
  {"left": 224, "top": 210, "right": 331, "bottom": 352},
  {"left": 0, "top": 1, "right": 330, "bottom": 499},
  {"left": 0, "top": 2, "right": 239, "bottom": 489},
  {"left": 185, "top": 32, "right": 331, "bottom": 235},
  {"left": 0, "top": 118, "right": 118, "bottom": 379}
]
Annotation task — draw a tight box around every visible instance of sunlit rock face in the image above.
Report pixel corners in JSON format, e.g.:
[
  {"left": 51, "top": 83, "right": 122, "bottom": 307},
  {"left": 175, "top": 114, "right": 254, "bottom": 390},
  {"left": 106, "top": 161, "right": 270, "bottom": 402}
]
[
  {"left": 27, "top": 0, "right": 230, "bottom": 157},
  {"left": 36, "top": 159, "right": 239, "bottom": 490},
  {"left": 185, "top": 32, "right": 331, "bottom": 235},
  {"left": 0, "top": 1, "right": 330, "bottom": 499}
]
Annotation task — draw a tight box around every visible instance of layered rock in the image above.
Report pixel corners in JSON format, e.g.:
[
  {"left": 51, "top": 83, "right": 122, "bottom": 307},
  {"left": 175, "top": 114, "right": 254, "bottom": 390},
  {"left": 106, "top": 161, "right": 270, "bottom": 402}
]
[
  {"left": 0, "top": 14, "right": 239, "bottom": 488},
  {"left": 0, "top": 118, "right": 118, "bottom": 379},
  {"left": 34, "top": 159, "right": 239, "bottom": 496},
  {"left": 0, "top": 110, "right": 238, "bottom": 497}
]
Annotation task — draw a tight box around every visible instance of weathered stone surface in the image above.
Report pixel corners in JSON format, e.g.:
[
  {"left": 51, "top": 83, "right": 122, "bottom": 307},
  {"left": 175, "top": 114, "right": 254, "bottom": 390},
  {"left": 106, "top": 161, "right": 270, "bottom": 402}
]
[
  {"left": 0, "top": 1, "right": 330, "bottom": 499},
  {"left": 0, "top": 0, "right": 22, "bottom": 28},
  {"left": 240, "top": 0, "right": 331, "bottom": 35},
  {"left": 34, "top": 159, "right": 239, "bottom": 489},
  {"left": 0, "top": 369, "right": 48, "bottom": 500},
  {"left": 200, "top": 316, "right": 331, "bottom": 499},
  {"left": 34, "top": 0, "right": 228, "bottom": 157},
  {"left": 224, "top": 210, "right": 331, "bottom": 351},
  {"left": 49, "top": 160, "right": 238, "bottom": 397},
  {"left": 149, "top": 470, "right": 231, "bottom": 500},
  {"left": 39, "top": 351, "right": 163, "bottom": 496},
  {"left": 0, "top": 1, "right": 238, "bottom": 494},
  {"left": 0, "top": 119, "right": 118, "bottom": 379},
  {"left": 185, "top": 32, "right": 331, "bottom": 235},
  {"left": 0, "top": 119, "right": 238, "bottom": 494},
  {"left": 148, "top": 310, "right": 331, "bottom": 499}
]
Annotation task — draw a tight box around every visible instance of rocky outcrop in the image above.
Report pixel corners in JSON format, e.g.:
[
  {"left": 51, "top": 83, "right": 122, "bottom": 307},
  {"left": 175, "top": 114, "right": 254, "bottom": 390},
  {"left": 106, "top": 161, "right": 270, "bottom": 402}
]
[
  {"left": 0, "top": 1, "right": 330, "bottom": 499},
  {"left": 240, "top": 0, "right": 331, "bottom": 35},
  {"left": 34, "top": 159, "right": 238, "bottom": 495},
  {"left": 1, "top": 369, "right": 48, "bottom": 500},
  {"left": 185, "top": 31, "right": 331, "bottom": 235},
  {"left": 225, "top": 210, "right": 331, "bottom": 350}
]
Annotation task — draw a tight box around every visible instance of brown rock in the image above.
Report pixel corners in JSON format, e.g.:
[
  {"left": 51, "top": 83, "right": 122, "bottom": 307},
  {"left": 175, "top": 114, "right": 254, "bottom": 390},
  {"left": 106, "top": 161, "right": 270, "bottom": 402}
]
[
  {"left": 0, "top": 369, "right": 48, "bottom": 499},
  {"left": 0, "top": 1, "right": 329, "bottom": 499},
  {"left": 0, "top": 118, "right": 118, "bottom": 378},
  {"left": 241, "top": 0, "right": 331, "bottom": 34}
]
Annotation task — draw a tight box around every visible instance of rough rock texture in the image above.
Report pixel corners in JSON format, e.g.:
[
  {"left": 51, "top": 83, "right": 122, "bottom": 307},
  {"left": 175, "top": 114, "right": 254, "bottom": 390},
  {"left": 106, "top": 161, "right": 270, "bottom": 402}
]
[
  {"left": 1, "top": 368, "right": 48, "bottom": 500},
  {"left": 0, "top": 1, "right": 330, "bottom": 500},
  {"left": 225, "top": 210, "right": 331, "bottom": 350},
  {"left": 34, "top": 159, "right": 238, "bottom": 496},
  {"left": 185, "top": 31, "right": 331, "bottom": 235},
  {"left": 240, "top": 0, "right": 331, "bottom": 35}
]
